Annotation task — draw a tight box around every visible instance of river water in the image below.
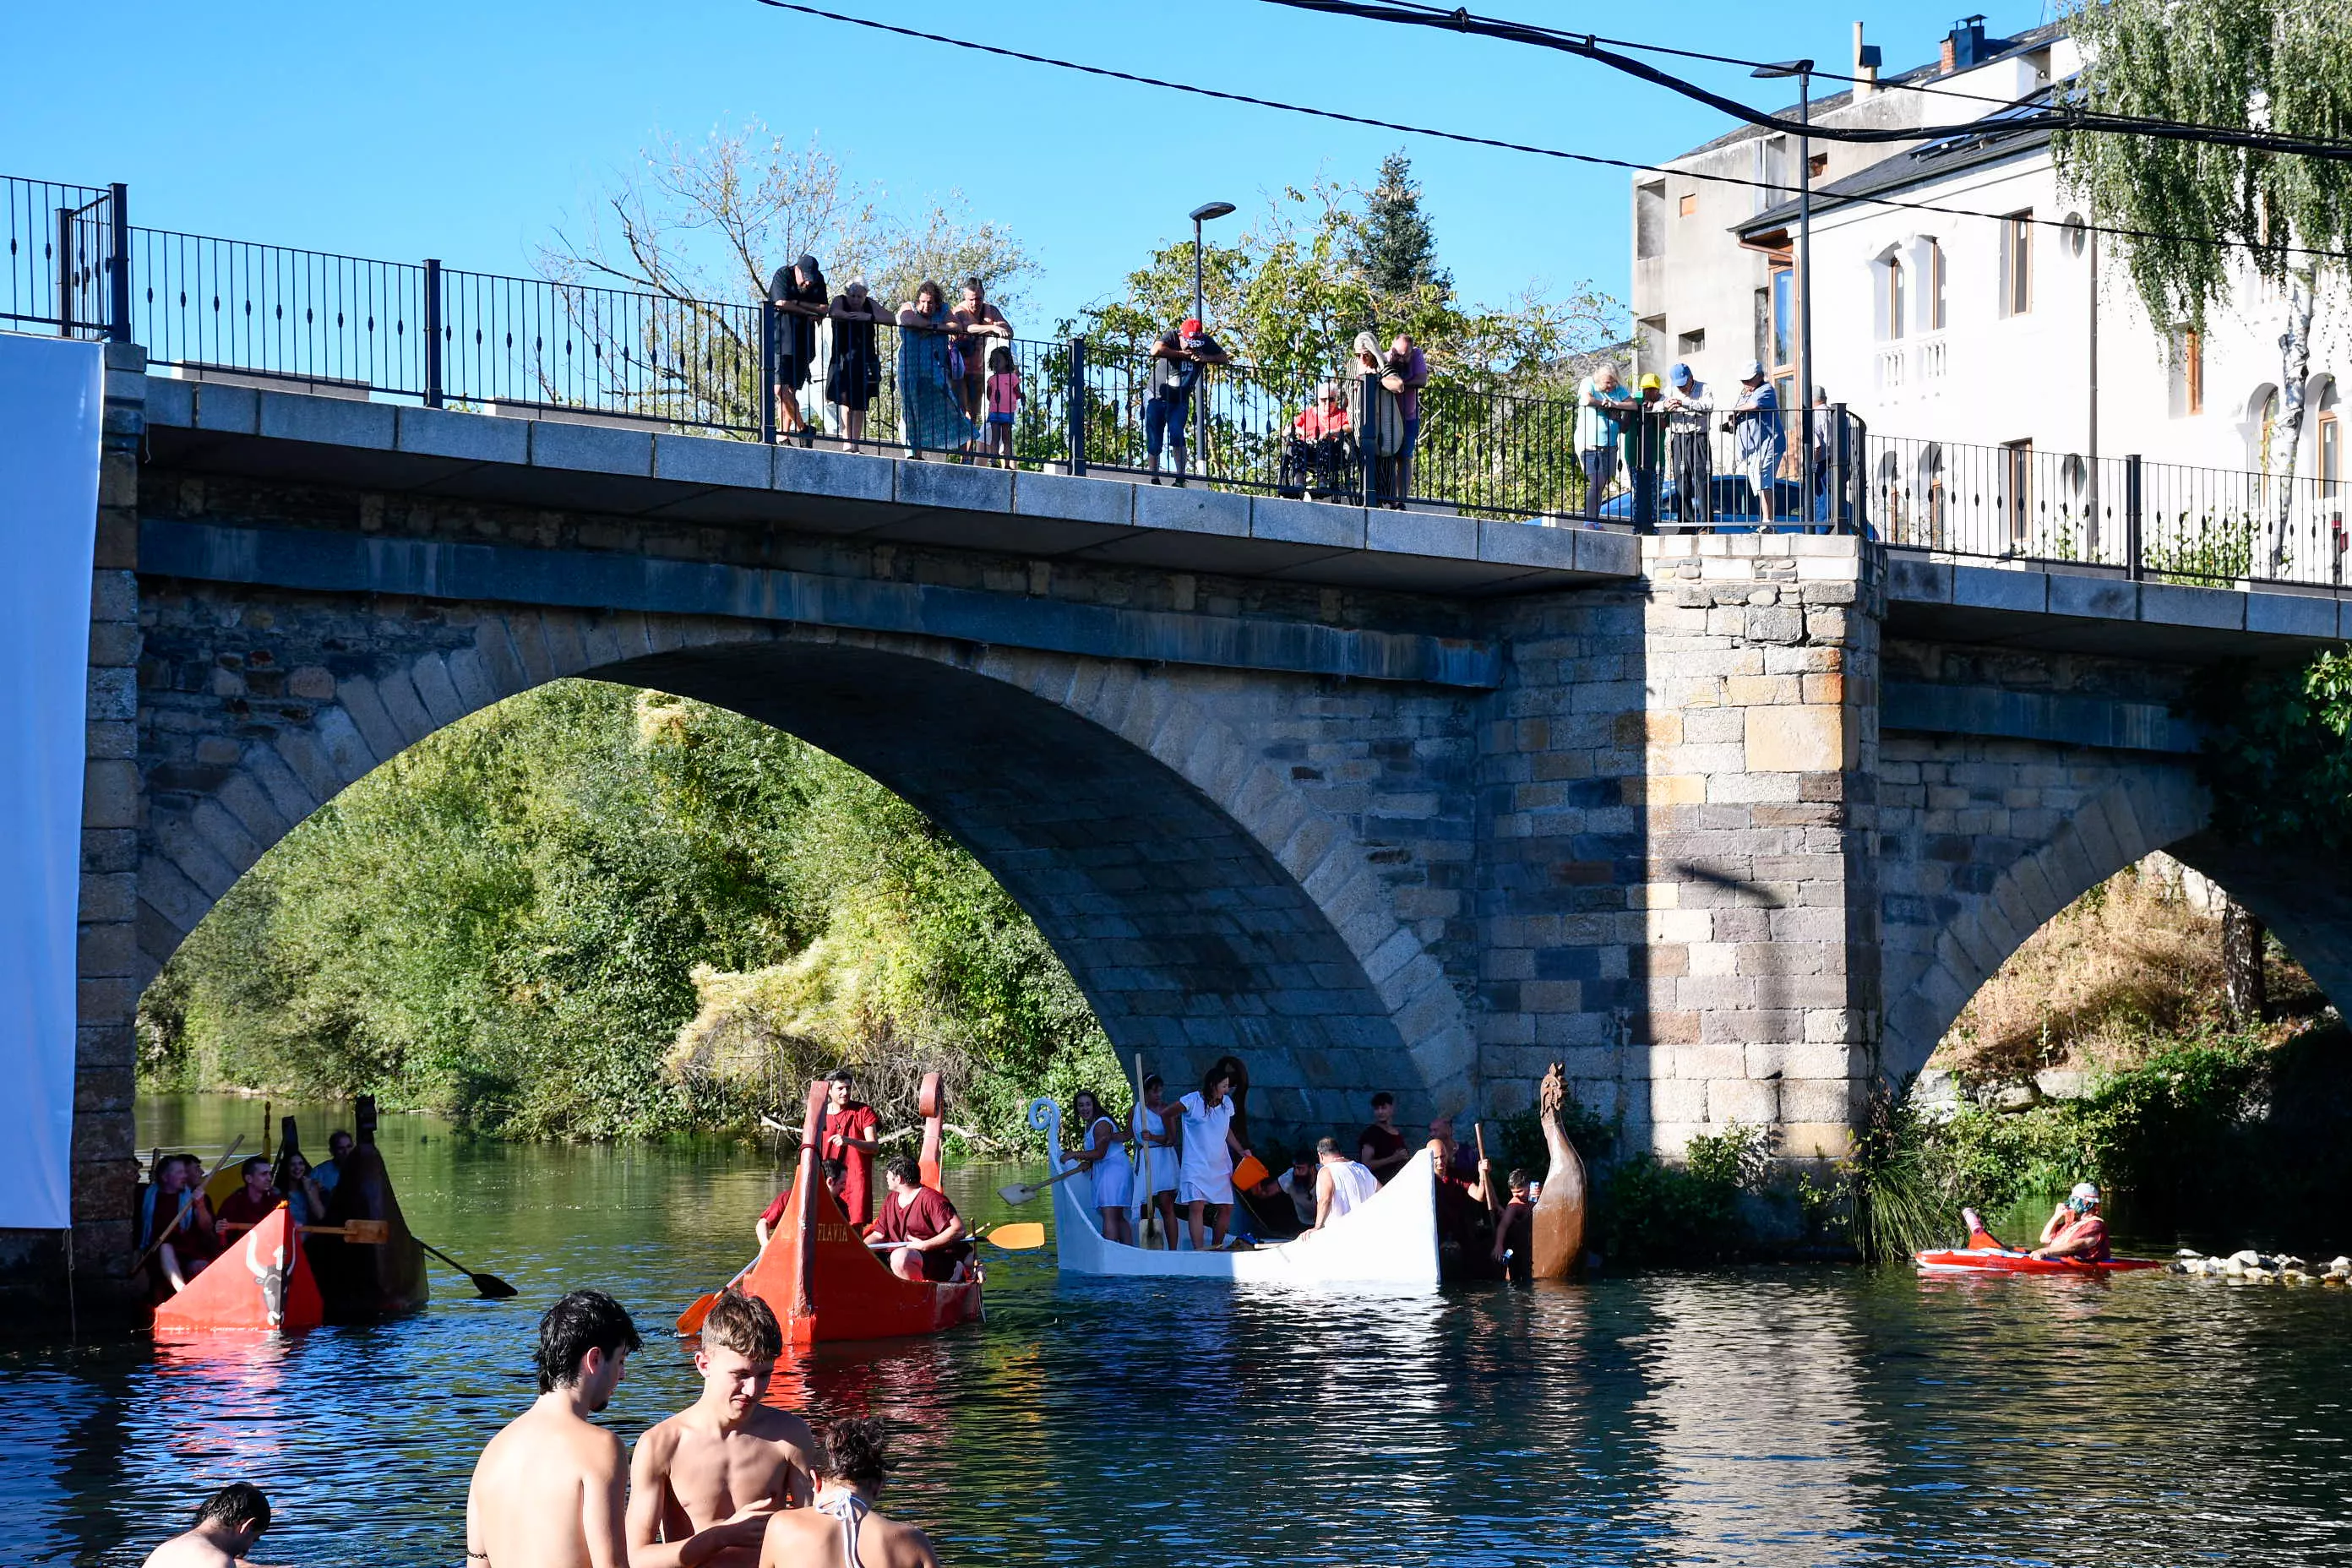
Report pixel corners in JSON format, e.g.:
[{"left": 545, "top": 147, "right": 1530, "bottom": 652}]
[{"left": 5, "top": 1094, "right": 2349, "bottom": 1567}]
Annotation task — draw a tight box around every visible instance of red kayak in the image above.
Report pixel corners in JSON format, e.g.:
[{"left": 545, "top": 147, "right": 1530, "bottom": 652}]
[
  {"left": 725, "top": 1073, "right": 983, "bottom": 1348},
  {"left": 1914, "top": 1246, "right": 2163, "bottom": 1275}
]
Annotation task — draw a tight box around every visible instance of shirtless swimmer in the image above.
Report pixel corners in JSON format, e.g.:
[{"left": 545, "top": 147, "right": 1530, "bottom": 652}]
[
  {"left": 628, "top": 1292, "right": 817, "bottom": 1568},
  {"left": 467, "top": 1288, "right": 644, "bottom": 1568},
  {"left": 140, "top": 1482, "right": 272, "bottom": 1568}
]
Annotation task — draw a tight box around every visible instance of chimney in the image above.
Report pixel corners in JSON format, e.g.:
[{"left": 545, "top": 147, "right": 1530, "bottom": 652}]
[
  {"left": 1853, "top": 22, "right": 1881, "bottom": 99},
  {"left": 1939, "top": 35, "right": 1956, "bottom": 74},
  {"left": 1944, "top": 14, "right": 1990, "bottom": 74}
]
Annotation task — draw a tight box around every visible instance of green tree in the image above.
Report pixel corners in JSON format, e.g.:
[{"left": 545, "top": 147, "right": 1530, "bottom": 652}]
[
  {"left": 2055, "top": 0, "right": 2352, "bottom": 571},
  {"left": 1350, "top": 151, "right": 1451, "bottom": 302}
]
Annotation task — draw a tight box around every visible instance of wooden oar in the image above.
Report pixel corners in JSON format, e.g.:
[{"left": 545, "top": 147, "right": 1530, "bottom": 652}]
[
  {"left": 997, "top": 1164, "right": 1090, "bottom": 1206},
  {"left": 412, "top": 1238, "right": 518, "bottom": 1299},
  {"left": 676, "top": 1257, "right": 759, "bottom": 1337},
  {"left": 128, "top": 1135, "right": 244, "bottom": 1280},
  {"left": 1474, "top": 1123, "right": 1502, "bottom": 1217}
]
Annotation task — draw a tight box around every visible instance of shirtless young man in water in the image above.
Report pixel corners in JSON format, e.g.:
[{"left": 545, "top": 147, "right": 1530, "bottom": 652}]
[
  {"left": 141, "top": 1482, "right": 272, "bottom": 1568},
  {"left": 757, "top": 1418, "right": 939, "bottom": 1568},
  {"left": 467, "top": 1288, "right": 643, "bottom": 1568},
  {"left": 628, "top": 1292, "right": 817, "bottom": 1567}
]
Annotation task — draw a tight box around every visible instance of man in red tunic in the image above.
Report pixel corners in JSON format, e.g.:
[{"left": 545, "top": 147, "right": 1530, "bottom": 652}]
[
  {"left": 213, "top": 1156, "right": 280, "bottom": 1239},
  {"left": 756, "top": 1071, "right": 882, "bottom": 1248},
  {"left": 864, "top": 1157, "right": 970, "bottom": 1282}
]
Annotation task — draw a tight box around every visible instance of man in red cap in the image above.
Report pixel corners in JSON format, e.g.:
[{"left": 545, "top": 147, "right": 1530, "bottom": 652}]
[{"left": 1143, "top": 316, "right": 1229, "bottom": 484}]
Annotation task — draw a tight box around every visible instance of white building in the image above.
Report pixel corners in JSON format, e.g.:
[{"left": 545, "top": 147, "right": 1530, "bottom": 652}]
[{"left": 1632, "top": 16, "right": 2350, "bottom": 580}]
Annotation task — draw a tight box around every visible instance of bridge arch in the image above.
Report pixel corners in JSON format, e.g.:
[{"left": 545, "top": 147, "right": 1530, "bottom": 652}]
[
  {"left": 131, "top": 590, "right": 1479, "bottom": 1136},
  {"left": 1876, "top": 736, "right": 2352, "bottom": 1086}
]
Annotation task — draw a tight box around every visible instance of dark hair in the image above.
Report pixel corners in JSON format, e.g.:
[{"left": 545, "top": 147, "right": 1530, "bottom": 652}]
[
  {"left": 1315, "top": 1136, "right": 1340, "bottom": 1157},
  {"left": 988, "top": 346, "right": 1014, "bottom": 375},
  {"left": 1072, "top": 1090, "right": 1101, "bottom": 1123},
  {"left": 827, "top": 1068, "right": 854, "bottom": 1086},
  {"left": 883, "top": 1154, "right": 922, "bottom": 1188},
  {"left": 914, "top": 279, "right": 944, "bottom": 311},
  {"left": 239, "top": 1156, "right": 270, "bottom": 1179},
  {"left": 961, "top": 276, "right": 985, "bottom": 297},
  {"left": 535, "top": 1289, "right": 642, "bottom": 1393},
  {"left": 327, "top": 1130, "right": 353, "bottom": 1148},
  {"left": 195, "top": 1481, "right": 270, "bottom": 1533},
  {"left": 821, "top": 1416, "right": 896, "bottom": 1486},
  {"left": 1142, "top": 1073, "right": 1162, "bottom": 1095},
  {"left": 700, "top": 1290, "right": 783, "bottom": 1361},
  {"left": 820, "top": 1157, "right": 847, "bottom": 1185},
  {"left": 1370, "top": 1092, "right": 1395, "bottom": 1109},
  {"left": 1509, "top": 1168, "right": 1533, "bottom": 1190},
  {"left": 1201, "top": 1065, "right": 1233, "bottom": 1095}
]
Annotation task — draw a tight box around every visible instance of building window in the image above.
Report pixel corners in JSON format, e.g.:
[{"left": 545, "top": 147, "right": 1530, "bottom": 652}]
[
  {"left": 2321, "top": 408, "right": 2341, "bottom": 496},
  {"left": 1927, "top": 240, "right": 1947, "bottom": 329},
  {"left": 1809, "top": 152, "right": 1828, "bottom": 177},
  {"left": 2169, "top": 328, "right": 2203, "bottom": 416},
  {"left": 1679, "top": 193, "right": 1697, "bottom": 218},
  {"left": 1755, "top": 136, "right": 1787, "bottom": 214},
  {"left": 2001, "top": 212, "right": 2033, "bottom": 316},
  {"left": 1636, "top": 182, "right": 1666, "bottom": 261},
  {"left": 1676, "top": 327, "right": 1707, "bottom": 357},
  {"left": 1769, "top": 263, "right": 1794, "bottom": 372},
  {"left": 1885, "top": 259, "right": 1906, "bottom": 340}
]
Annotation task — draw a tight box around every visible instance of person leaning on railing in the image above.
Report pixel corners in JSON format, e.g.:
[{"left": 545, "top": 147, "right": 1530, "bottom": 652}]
[
  {"left": 1663, "top": 362, "right": 1715, "bottom": 526},
  {"left": 824, "top": 280, "right": 891, "bottom": 454},
  {"left": 1576, "top": 365, "right": 1638, "bottom": 522},
  {"left": 1724, "top": 360, "right": 1786, "bottom": 528},
  {"left": 1347, "top": 332, "right": 1405, "bottom": 505},
  {"left": 1144, "top": 317, "right": 1228, "bottom": 486},
  {"left": 767, "top": 255, "right": 828, "bottom": 442}
]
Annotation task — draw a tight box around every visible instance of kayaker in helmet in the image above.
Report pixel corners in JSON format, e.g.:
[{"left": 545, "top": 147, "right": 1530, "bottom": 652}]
[{"left": 2030, "top": 1183, "right": 2111, "bottom": 1262}]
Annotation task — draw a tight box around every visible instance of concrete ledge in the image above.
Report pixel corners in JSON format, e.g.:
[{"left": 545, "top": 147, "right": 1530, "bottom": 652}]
[
  {"left": 2246, "top": 590, "right": 2342, "bottom": 639},
  {"left": 258, "top": 390, "right": 396, "bottom": 449},
  {"left": 2046, "top": 572, "right": 2137, "bottom": 621},
  {"left": 1478, "top": 518, "right": 1580, "bottom": 570},
  {"left": 1951, "top": 564, "right": 2049, "bottom": 613},
  {"left": 898, "top": 458, "right": 1013, "bottom": 514},
  {"left": 774, "top": 444, "right": 894, "bottom": 504},
  {"left": 654, "top": 433, "right": 771, "bottom": 489},
  {"left": 1253, "top": 495, "right": 1365, "bottom": 549},
  {"left": 1576, "top": 530, "right": 1643, "bottom": 575},
  {"left": 1135, "top": 483, "right": 1250, "bottom": 536},
  {"left": 144, "top": 377, "right": 194, "bottom": 429},
  {"left": 1368, "top": 509, "right": 1477, "bottom": 558},
  {"left": 399, "top": 405, "right": 529, "bottom": 465},
  {"left": 192, "top": 384, "right": 259, "bottom": 435},
  {"left": 2140, "top": 581, "right": 2245, "bottom": 630},
  {"left": 530, "top": 419, "right": 653, "bottom": 476},
  {"left": 1884, "top": 680, "right": 2199, "bottom": 754},
  {"left": 1015, "top": 468, "right": 1134, "bottom": 526}
]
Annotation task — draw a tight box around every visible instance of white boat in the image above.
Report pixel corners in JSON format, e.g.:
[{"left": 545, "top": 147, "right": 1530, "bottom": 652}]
[{"left": 1024, "top": 1097, "right": 1441, "bottom": 1290}]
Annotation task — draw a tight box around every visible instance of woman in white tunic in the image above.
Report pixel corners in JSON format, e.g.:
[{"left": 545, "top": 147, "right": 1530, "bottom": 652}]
[
  {"left": 1068, "top": 1090, "right": 1135, "bottom": 1246},
  {"left": 1134, "top": 1074, "right": 1181, "bottom": 1249},
  {"left": 1176, "top": 1065, "right": 1253, "bottom": 1251}
]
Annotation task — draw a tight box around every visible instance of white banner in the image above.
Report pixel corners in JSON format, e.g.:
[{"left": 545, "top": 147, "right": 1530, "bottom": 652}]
[{"left": 0, "top": 335, "right": 104, "bottom": 1229}]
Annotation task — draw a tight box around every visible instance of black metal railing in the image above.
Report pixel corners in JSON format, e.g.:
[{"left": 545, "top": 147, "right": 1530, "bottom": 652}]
[
  {"left": 4, "top": 175, "right": 126, "bottom": 340},
  {"left": 13, "top": 170, "right": 2352, "bottom": 588}
]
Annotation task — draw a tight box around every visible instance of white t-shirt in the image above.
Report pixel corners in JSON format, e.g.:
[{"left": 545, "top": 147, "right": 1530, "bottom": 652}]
[{"left": 1176, "top": 1092, "right": 1234, "bottom": 1185}]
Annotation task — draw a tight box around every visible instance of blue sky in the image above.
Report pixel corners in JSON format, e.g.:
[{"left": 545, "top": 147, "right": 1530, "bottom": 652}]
[{"left": 6, "top": 0, "right": 2050, "bottom": 336}]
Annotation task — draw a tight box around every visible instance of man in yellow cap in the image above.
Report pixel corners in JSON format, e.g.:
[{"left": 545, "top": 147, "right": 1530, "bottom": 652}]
[{"left": 1622, "top": 373, "right": 1667, "bottom": 532}]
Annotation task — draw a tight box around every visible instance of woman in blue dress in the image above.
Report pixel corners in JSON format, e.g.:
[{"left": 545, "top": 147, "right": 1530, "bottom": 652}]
[{"left": 895, "top": 279, "right": 978, "bottom": 458}]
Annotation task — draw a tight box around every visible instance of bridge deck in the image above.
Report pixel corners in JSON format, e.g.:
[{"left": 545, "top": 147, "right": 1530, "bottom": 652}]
[{"left": 138, "top": 376, "right": 1641, "bottom": 597}]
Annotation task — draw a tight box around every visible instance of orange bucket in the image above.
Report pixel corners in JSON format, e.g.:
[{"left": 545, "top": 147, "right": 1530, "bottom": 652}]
[{"left": 1231, "top": 1154, "right": 1271, "bottom": 1190}]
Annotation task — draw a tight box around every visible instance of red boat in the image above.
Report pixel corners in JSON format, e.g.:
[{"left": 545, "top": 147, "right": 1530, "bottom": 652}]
[
  {"left": 152, "top": 1203, "right": 327, "bottom": 1334},
  {"left": 725, "top": 1073, "right": 983, "bottom": 1347},
  {"left": 1914, "top": 1246, "right": 2164, "bottom": 1275}
]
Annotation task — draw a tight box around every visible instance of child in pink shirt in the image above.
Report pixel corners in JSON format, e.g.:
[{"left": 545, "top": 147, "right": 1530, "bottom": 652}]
[{"left": 983, "top": 347, "right": 1020, "bottom": 466}]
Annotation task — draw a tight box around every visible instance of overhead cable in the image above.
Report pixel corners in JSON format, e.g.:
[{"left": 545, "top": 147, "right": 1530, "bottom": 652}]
[{"left": 746, "top": 0, "right": 2352, "bottom": 264}]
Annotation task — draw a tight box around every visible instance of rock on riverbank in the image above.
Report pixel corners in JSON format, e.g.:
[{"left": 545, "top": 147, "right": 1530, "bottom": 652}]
[{"left": 2172, "top": 1249, "right": 2352, "bottom": 1285}]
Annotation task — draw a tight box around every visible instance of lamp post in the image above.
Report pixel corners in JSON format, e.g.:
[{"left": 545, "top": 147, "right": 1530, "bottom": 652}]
[
  {"left": 1754, "top": 60, "right": 1815, "bottom": 522},
  {"left": 1189, "top": 200, "right": 1237, "bottom": 475}
]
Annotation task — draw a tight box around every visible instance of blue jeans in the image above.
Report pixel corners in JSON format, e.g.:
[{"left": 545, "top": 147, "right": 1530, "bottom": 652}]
[{"left": 1145, "top": 396, "right": 1189, "bottom": 471}]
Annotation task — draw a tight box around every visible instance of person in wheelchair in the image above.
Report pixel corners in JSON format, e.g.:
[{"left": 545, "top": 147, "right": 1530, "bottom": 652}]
[{"left": 1281, "top": 381, "right": 1357, "bottom": 500}]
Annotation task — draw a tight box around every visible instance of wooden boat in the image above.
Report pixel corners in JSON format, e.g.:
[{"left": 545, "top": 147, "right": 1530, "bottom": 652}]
[
  {"left": 1026, "top": 1097, "right": 1440, "bottom": 1290},
  {"left": 153, "top": 1203, "right": 326, "bottom": 1334},
  {"left": 727, "top": 1074, "right": 983, "bottom": 1346},
  {"left": 1914, "top": 1247, "right": 2164, "bottom": 1275}
]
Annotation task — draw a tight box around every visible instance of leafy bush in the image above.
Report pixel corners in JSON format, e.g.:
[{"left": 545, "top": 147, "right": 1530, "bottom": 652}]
[
  {"left": 1592, "top": 1121, "right": 1772, "bottom": 1265},
  {"left": 2190, "top": 648, "right": 2352, "bottom": 854}
]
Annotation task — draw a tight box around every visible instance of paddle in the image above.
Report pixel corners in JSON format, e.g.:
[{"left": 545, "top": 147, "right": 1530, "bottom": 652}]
[
  {"left": 128, "top": 1135, "right": 245, "bottom": 1280},
  {"left": 978, "top": 1222, "right": 1044, "bottom": 1250},
  {"left": 997, "top": 1164, "right": 1090, "bottom": 1206},
  {"left": 412, "top": 1238, "right": 519, "bottom": 1300}
]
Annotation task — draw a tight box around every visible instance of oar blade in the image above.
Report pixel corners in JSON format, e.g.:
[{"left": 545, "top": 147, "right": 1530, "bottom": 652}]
[
  {"left": 983, "top": 1222, "right": 1046, "bottom": 1250},
  {"left": 675, "top": 1292, "right": 720, "bottom": 1337},
  {"left": 996, "top": 1181, "right": 1040, "bottom": 1206},
  {"left": 471, "top": 1271, "right": 520, "bottom": 1301}
]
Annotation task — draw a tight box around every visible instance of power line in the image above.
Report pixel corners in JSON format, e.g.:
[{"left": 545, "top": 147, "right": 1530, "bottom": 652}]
[
  {"left": 747, "top": 0, "right": 2352, "bottom": 265},
  {"left": 1266, "top": 0, "right": 2352, "bottom": 161}
]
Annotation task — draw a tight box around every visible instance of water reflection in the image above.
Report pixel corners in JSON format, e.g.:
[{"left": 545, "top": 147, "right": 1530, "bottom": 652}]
[{"left": 3, "top": 1097, "right": 2349, "bottom": 1566}]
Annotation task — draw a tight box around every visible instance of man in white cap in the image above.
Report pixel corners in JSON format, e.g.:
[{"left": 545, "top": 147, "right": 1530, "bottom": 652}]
[
  {"left": 2030, "top": 1183, "right": 2111, "bottom": 1262},
  {"left": 1726, "top": 359, "right": 1786, "bottom": 527},
  {"left": 1662, "top": 362, "right": 1715, "bottom": 527}
]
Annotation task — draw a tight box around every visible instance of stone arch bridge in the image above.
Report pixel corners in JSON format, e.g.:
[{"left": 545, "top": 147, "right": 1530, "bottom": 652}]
[{"left": 26, "top": 348, "right": 2352, "bottom": 1297}]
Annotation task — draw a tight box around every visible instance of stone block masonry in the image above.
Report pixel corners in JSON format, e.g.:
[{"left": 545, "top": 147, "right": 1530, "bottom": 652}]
[{"left": 21, "top": 368, "right": 2348, "bottom": 1314}]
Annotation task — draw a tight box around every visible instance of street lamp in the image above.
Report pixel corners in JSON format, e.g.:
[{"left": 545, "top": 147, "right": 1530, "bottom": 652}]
[
  {"left": 1188, "top": 200, "right": 1237, "bottom": 475},
  {"left": 1753, "top": 59, "right": 1816, "bottom": 522}
]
